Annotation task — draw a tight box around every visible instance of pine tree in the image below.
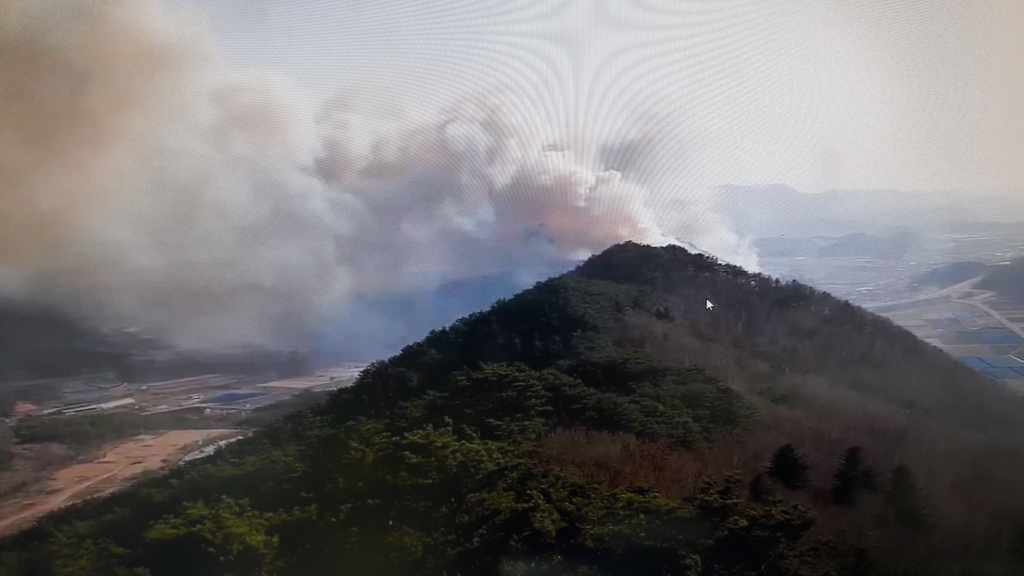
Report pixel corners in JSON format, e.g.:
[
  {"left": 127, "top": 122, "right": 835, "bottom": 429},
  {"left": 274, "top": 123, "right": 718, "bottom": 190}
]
[
  {"left": 831, "top": 447, "right": 878, "bottom": 506},
  {"left": 767, "top": 443, "right": 810, "bottom": 491},
  {"left": 884, "top": 465, "right": 932, "bottom": 531}
]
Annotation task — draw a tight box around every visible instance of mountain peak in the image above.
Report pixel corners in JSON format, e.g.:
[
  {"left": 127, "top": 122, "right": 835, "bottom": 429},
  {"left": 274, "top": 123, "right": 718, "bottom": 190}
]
[{"left": 573, "top": 241, "right": 753, "bottom": 286}]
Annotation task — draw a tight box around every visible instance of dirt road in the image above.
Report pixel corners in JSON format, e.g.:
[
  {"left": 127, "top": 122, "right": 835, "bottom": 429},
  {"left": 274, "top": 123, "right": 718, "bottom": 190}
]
[{"left": 0, "top": 429, "right": 241, "bottom": 537}]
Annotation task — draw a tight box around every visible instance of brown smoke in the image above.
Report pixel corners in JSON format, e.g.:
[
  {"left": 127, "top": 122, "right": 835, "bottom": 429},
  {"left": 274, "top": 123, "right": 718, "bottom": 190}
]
[{"left": 0, "top": 0, "right": 187, "bottom": 268}]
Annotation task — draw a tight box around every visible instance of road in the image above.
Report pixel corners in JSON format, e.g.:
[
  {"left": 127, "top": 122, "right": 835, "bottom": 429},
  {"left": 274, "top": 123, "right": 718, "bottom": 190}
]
[{"left": 0, "top": 463, "right": 131, "bottom": 536}]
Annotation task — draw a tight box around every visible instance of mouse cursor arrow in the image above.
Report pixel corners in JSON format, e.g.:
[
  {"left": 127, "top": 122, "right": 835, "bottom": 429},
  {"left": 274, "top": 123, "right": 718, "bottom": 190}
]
[{"left": 706, "top": 299, "right": 714, "bottom": 310}]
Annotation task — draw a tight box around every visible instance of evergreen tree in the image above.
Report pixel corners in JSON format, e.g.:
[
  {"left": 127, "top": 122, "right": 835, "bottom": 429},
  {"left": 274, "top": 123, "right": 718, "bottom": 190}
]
[
  {"left": 831, "top": 447, "right": 879, "bottom": 506},
  {"left": 767, "top": 443, "right": 810, "bottom": 491},
  {"left": 884, "top": 465, "right": 933, "bottom": 531}
]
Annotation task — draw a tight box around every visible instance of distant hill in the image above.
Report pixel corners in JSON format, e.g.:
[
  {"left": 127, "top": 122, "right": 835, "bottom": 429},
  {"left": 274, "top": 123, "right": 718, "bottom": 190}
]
[
  {"left": 0, "top": 302, "right": 131, "bottom": 382},
  {"left": 311, "top": 270, "right": 548, "bottom": 361},
  {"left": 753, "top": 232, "right": 920, "bottom": 259},
  {"left": 978, "top": 256, "right": 1024, "bottom": 301},
  {"left": 5, "top": 243, "right": 1024, "bottom": 575},
  {"left": 913, "top": 261, "right": 989, "bottom": 289},
  {"left": 0, "top": 302, "right": 313, "bottom": 385},
  {"left": 814, "top": 232, "right": 920, "bottom": 259}
]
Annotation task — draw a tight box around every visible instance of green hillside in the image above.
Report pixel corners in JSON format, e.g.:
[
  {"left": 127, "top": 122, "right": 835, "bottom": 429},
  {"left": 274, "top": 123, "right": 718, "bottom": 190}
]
[{"left": 4, "top": 243, "right": 1024, "bottom": 575}]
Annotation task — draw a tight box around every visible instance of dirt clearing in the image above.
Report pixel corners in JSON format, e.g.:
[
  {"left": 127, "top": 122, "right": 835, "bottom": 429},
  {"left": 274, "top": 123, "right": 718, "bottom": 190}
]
[{"left": 0, "top": 429, "right": 241, "bottom": 537}]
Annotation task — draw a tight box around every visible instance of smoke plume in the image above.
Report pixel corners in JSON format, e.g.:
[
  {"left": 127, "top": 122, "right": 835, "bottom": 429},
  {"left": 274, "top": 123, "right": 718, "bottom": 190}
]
[{"left": 0, "top": 0, "right": 756, "bottom": 349}]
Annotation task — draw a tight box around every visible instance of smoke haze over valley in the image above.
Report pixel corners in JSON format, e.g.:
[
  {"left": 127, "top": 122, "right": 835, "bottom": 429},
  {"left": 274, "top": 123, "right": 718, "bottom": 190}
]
[{"left": 2, "top": 0, "right": 1023, "bottom": 356}]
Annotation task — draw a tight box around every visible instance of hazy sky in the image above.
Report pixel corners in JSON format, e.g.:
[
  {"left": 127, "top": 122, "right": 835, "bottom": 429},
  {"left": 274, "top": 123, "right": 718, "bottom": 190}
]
[{"left": 192, "top": 0, "right": 1024, "bottom": 195}]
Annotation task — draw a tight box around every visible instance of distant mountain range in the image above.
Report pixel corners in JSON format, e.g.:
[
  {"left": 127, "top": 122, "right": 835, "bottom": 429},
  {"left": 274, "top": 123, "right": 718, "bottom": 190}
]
[
  {"left": 755, "top": 232, "right": 922, "bottom": 259},
  {"left": 311, "top": 266, "right": 575, "bottom": 361},
  {"left": 0, "top": 265, "right": 570, "bottom": 379}
]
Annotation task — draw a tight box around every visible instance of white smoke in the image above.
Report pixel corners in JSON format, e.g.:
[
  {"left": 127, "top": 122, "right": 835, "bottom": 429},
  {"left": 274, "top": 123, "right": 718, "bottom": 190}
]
[{"left": 0, "top": 0, "right": 756, "bottom": 348}]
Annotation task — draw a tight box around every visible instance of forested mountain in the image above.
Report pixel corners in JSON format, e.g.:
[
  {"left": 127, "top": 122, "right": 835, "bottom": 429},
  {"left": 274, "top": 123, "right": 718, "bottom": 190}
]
[{"left": 4, "top": 242, "right": 1024, "bottom": 575}]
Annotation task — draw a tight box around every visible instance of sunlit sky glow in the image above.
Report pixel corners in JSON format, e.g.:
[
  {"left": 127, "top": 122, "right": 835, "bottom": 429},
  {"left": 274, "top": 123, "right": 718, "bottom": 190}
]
[{"left": 194, "top": 0, "right": 1024, "bottom": 194}]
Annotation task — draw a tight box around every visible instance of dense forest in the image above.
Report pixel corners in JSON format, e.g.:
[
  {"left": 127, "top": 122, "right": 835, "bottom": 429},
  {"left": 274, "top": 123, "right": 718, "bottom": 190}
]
[{"left": 3, "top": 242, "right": 1024, "bottom": 575}]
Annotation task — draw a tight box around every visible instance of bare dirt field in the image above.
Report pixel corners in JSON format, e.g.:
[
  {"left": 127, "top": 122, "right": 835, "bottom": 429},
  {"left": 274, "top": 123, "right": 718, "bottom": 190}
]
[
  {"left": 0, "top": 443, "right": 77, "bottom": 501},
  {"left": 0, "top": 429, "right": 241, "bottom": 537}
]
